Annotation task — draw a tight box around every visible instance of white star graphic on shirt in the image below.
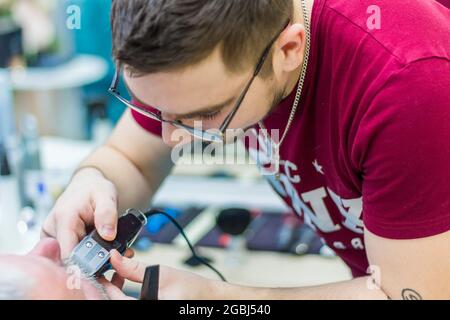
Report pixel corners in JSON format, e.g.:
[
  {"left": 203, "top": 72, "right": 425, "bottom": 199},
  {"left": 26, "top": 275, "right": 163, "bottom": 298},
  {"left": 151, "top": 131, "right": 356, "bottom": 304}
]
[{"left": 313, "top": 159, "right": 325, "bottom": 175}]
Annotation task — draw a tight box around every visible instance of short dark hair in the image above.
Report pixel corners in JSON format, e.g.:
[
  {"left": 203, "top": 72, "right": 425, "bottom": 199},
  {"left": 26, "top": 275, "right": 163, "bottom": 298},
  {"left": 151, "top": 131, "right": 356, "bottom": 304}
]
[{"left": 111, "top": 0, "right": 293, "bottom": 77}]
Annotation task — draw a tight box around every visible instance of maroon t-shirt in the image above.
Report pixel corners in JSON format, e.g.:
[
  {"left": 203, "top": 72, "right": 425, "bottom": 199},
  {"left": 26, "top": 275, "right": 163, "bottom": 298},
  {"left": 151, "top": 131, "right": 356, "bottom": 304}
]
[{"left": 132, "top": 0, "right": 450, "bottom": 277}]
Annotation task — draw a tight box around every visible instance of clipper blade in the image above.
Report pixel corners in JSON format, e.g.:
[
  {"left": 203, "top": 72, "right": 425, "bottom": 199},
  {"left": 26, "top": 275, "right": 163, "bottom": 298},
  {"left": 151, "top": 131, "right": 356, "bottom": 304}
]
[{"left": 69, "top": 235, "right": 112, "bottom": 278}]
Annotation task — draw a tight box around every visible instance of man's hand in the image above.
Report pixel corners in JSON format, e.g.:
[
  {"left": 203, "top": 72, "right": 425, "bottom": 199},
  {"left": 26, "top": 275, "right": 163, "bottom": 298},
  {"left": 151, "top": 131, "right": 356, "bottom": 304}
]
[
  {"left": 42, "top": 168, "right": 120, "bottom": 258},
  {"left": 365, "top": 229, "right": 450, "bottom": 300},
  {"left": 108, "top": 248, "right": 388, "bottom": 300},
  {"left": 109, "top": 250, "right": 223, "bottom": 300},
  {"left": 42, "top": 111, "right": 173, "bottom": 259}
]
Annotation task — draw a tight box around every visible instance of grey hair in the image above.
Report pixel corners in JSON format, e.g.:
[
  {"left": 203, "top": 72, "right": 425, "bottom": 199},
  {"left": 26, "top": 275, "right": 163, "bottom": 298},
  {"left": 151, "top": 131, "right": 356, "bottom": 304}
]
[
  {"left": 0, "top": 264, "right": 33, "bottom": 300},
  {"left": 63, "top": 258, "right": 110, "bottom": 300},
  {"left": 0, "top": 260, "right": 110, "bottom": 300}
]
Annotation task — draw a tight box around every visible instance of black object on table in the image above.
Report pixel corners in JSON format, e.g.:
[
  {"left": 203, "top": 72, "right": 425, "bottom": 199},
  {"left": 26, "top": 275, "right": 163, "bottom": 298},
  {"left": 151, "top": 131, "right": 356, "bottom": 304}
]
[{"left": 216, "top": 208, "right": 253, "bottom": 236}]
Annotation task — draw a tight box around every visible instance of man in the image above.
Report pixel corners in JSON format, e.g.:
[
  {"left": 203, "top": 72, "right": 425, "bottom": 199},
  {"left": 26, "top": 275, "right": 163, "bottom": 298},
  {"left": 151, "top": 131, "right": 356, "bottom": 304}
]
[
  {"left": 43, "top": 0, "right": 450, "bottom": 299},
  {"left": 0, "top": 238, "right": 120, "bottom": 300},
  {"left": 0, "top": 238, "right": 232, "bottom": 300}
]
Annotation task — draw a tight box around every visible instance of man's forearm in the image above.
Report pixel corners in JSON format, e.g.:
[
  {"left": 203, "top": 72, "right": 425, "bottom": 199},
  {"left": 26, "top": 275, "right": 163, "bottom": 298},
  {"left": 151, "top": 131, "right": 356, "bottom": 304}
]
[
  {"left": 217, "top": 277, "right": 389, "bottom": 300},
  {"left": 77, "top": 144, "right": 162, "bottom": 212}
]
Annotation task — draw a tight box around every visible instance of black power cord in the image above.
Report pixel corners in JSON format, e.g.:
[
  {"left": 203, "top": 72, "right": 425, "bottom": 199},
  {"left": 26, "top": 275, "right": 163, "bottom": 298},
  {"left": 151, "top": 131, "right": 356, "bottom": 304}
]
[{"left": 143, "top": 209, "right": 227, "bottom": 282}]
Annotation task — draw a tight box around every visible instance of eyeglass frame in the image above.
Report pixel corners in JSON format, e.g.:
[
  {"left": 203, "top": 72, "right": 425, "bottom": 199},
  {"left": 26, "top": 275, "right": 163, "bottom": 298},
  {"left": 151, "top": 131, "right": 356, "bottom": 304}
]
[{"left": 108, "top": 19, "right": 291, "bottom": 143}]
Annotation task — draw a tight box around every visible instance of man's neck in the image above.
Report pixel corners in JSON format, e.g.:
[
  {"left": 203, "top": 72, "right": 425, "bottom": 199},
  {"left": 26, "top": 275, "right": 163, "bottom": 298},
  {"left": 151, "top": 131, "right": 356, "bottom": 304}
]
[
  {"left": 296, "top": 0, "right": 314, "bottom": 25},
  {"left": 284, "top": 0, "right": 314, "bottom": 98}
]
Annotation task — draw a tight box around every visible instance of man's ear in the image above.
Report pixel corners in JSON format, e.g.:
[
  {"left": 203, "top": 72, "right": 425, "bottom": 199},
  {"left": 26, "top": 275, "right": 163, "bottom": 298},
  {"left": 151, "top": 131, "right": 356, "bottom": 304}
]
[{"left": 275, "top": 23, "right": 307, "bottom": 73}]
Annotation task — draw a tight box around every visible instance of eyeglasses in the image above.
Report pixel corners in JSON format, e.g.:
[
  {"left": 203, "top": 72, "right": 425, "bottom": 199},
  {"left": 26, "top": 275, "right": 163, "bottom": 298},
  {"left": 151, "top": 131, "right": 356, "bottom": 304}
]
[{"left": 109, "top": 20, "right": 291, "bottom": 143}]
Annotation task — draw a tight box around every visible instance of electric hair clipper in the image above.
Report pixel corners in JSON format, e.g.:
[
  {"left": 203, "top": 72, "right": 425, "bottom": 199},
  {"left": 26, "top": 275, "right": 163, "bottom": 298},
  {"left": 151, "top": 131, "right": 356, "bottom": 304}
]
[{"left": 69, "top": 209, "right": 147, "bottom": 278}]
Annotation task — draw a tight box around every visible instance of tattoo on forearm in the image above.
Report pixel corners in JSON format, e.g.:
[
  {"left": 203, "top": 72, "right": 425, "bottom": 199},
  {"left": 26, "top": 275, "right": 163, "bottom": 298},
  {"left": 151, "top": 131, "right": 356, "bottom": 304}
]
[{"left": 402, "top": 289, "right": 422, "bottom": 300}]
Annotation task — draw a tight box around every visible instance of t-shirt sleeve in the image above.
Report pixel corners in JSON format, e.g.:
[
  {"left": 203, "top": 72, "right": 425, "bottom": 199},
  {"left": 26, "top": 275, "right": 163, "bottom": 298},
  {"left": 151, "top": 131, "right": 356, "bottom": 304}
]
[
  {"left": 356, "top": 58, "right": 450, "bottom": 239},
  {"left": 130, "top": 100, "right": 163, "bottom": 137}
]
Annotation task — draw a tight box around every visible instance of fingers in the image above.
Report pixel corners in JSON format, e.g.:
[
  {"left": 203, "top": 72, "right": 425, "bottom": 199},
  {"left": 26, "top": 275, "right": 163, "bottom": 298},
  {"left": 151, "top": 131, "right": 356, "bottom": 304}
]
[
  {"left": 111, "top": 272, "right": 125, "bottom": 289},
  {"left": 56, "top": 220, "right": 85, "bottom": 259},
  {"left": 41, "top": 169, "right": 120, "bottom": 261},
  {"left": 124, "top": 248, "right": 135, "bottom": 259},
  {"left": 40, "top": 228, "right": 52, "bottom": 239},
  {"left": 58, "top": 232, "right": 81, "bottom": 259},
  {"left": 41, "top": 215, "right": 56, "bottom": 239},
  {"left": 110, "top": 250, "right": 147, "bottom": 283},
  {"left": 44, "top": 210, "right": 86, "bottom": 259},
  {"left": 93, "top": 191, "right": 119, "bottom": 241}
]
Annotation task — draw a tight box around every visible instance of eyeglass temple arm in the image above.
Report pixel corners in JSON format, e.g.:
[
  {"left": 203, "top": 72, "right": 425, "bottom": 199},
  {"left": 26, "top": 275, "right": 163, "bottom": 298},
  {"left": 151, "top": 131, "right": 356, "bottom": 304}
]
[
  {"left": 220, "top": 19, "right": 291, "bottom": 133},
  {"left": 110, "top": 66, "right": 121, "bottom": 92},
  {"left": 219, "top": 76, "right": 256, "bottom": 132}
]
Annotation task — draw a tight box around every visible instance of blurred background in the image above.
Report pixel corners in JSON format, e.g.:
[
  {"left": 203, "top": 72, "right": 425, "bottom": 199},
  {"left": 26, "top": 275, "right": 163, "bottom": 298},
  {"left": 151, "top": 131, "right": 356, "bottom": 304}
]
[{"left": 0, "top": 0, "right": 351, "bottom": 295}]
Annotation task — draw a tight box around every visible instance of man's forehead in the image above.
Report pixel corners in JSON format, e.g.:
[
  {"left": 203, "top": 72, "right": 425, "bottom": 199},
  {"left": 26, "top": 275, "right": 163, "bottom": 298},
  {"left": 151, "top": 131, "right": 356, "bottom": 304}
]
[{"left": 123, "top": 55, "right": 249, "bottom": 115}]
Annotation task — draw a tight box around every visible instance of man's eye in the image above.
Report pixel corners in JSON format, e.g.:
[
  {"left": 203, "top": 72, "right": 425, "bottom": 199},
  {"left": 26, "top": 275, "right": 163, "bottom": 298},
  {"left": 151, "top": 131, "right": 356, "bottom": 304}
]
[{"left": 198, "top": 110, "right": 221, "bottom": 121}]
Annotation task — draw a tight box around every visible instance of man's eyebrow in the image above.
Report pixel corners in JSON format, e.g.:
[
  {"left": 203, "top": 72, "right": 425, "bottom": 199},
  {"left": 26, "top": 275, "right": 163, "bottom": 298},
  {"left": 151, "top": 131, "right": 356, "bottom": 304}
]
[
  {"left": 125, "top": 83, "right": 235, "bottom": 119},
  {"left": 175, "top": 97, "right": 235, "bottom": 120},
  {"left": 122, "top": 76, "right": 235, "bottom": 119}
]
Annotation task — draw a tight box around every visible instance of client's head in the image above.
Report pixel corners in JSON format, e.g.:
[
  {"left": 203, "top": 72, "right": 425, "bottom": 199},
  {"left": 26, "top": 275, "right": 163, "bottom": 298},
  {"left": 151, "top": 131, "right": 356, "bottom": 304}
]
[{"left": 0, "top": 238, "right": 110, "bottom": 300}]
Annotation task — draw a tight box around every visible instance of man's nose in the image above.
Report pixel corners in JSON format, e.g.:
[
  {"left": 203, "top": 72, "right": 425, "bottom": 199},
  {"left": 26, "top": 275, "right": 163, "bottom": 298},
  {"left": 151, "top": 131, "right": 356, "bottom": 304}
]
[{"left": 29, "top": 238, "right": 62, "bottom": 264}]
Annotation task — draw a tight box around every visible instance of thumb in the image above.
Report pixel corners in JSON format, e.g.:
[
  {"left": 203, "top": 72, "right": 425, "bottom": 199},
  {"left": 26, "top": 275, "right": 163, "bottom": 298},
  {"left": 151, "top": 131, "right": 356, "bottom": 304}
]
[
  {"left": 93, "top": 192, "right": 119, "bottom": 241},
  {"left": 110, "top": 250, "right": 147, "bottom": 283}
]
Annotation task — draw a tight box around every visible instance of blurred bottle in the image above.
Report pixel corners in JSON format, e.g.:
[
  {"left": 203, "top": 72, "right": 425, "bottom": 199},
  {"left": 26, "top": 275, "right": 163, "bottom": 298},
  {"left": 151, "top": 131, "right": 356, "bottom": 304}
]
[
  {"left": 0, "top": 69, "right": 15, "bottom": 145},
  {"left": 21, "top": 114, "right": 41, "bottom": 172},
  {"left": 89, "top": 98, "right": 113, "bottom": 146},
  {"left": 17, "top": 114, "right": 42, "bottom": 207},
  {"left": 16, "top": 179, "right": 53, "bottom": 253},
  {"left": 0, "top": 65, "right": 23, "bottom": 253},
  {"left": 33, "top": 181, "right": 53, "bottom": 227},
  {"left": 0, "top": 143, "right": 21, "bottom": 253}
]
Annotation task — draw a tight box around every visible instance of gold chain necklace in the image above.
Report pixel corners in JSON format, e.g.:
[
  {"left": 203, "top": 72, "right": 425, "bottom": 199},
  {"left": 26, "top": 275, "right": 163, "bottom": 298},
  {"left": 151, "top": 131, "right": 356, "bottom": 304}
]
[{"left": 258, "top": 0, "right": 311, "bottom": 180}]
